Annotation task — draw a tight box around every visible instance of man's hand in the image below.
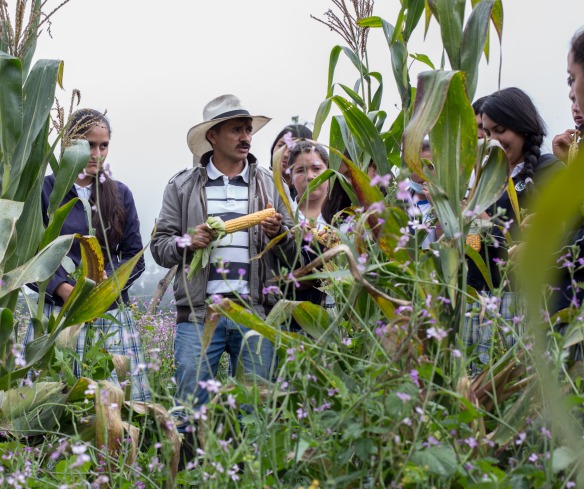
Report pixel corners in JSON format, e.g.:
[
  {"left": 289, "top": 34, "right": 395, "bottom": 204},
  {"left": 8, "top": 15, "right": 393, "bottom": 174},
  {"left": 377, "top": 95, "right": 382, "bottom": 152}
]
[
  {"left": 552, "top": 129, "right": 578, "bottom": 162},
  {"left": 188, "top": 223, "right": 214, "bottom": 252},
  {"left": 261, "top": 203, "right": 283, "bottom": 239}
]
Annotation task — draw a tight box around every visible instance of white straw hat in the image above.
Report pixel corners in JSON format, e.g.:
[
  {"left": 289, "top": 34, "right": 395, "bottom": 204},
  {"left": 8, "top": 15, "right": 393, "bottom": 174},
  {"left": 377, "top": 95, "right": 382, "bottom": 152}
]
[{"left": 186, "top": 94, "right": 271, "bottom": 157}]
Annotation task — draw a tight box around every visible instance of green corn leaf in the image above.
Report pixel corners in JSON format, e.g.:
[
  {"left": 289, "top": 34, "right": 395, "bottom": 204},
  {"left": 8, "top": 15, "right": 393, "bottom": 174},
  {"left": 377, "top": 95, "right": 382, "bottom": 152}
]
[
  {"left": 403, "top": 0, "right": 426, "bottom": 42},
  {"left": 7, "top": 59, "right": 62, "bottom": 198},
  {"left": 0, "top": 54, "right": 23, "bottom": 187},
  {"left": 48, "top": 139, "right": 90, "bottom": 216},
  {"left": 0, "top": 235, "right": 74, "bottom": 298},
  {"left": 461, "top": 0, "right": 495, "bottom": 100},
  {"left": 331, "top": 96, "right": 390, "bottom": 177},
  {"left": 0, "top": 199, "right": 23, "bottom": 264}
]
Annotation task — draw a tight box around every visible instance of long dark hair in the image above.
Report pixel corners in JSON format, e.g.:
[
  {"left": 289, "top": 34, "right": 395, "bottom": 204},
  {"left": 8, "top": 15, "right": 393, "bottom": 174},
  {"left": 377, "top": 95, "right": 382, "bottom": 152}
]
[
  {"left": 480, "top": 87, "right": 546, "bottom": 188},
  {"left": 571, "top": 28, "right": 584, "bottom": 66},
  {"left": 66, "top": 109, "right": 126, "bottom": 249}
]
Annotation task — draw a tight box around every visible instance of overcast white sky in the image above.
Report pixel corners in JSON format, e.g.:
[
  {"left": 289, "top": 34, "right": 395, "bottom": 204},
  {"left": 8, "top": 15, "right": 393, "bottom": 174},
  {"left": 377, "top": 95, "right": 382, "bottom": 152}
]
[{"left": 29, "top": 0, "right": 583, "bottom": 271}]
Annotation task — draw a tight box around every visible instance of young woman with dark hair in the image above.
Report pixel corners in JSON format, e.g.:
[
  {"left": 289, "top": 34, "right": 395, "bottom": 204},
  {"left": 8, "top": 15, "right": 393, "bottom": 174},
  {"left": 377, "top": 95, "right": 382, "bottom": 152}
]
[
  {"left": 481, "top": 87, "right": 557, "bottom": 202},
  {"left": 26, "top": 109, "right": 151, "bottom": 402},
  {"left": 464, "top": 88, "right": 563, "bottom": 366},
  {"left": 269, "top": 124, "right": 313, "bottom": 200},
  {"left": 288, "top": 140, "right": 330, "bottom": 229}
]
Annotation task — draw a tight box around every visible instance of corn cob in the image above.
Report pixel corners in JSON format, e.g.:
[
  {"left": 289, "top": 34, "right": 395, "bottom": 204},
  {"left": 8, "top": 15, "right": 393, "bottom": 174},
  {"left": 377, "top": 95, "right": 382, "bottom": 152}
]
[
  {"left": 224, "top": 208, "right": 276, "bottom": 233},
  {"left": 313, "top": 226, "right": 340, "bottom": 248},
  {"left": 466, "top": 233, "right": 481, "bottom": 252},
  {"left": 568, "top": 130, "right": 580, "bottom": 164}
]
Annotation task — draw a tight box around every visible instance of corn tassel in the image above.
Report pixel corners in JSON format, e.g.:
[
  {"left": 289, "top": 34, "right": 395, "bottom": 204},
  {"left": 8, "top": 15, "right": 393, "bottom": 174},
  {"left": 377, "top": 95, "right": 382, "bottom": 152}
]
[
  {"left": 466, "top": 233, "right": 481, "bottom": 252},
  {"left": 224, "top": 208, "right": 276, "bottom": 234}
]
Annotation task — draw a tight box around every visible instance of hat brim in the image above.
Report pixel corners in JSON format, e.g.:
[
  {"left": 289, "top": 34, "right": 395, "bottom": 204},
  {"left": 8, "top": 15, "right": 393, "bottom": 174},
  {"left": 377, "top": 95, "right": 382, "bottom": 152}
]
[{"left": 187, "top": 115, "right": 271, "bottom": 157}]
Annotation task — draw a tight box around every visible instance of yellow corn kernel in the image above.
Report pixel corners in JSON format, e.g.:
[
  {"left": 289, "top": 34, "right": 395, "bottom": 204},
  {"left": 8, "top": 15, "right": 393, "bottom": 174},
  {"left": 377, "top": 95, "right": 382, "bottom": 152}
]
[
  {"left": 224, "top": 208, "right": 276, "bottom": 234},
  {"left": 466, "top": 233, "right": 481, "bottom": 252}
]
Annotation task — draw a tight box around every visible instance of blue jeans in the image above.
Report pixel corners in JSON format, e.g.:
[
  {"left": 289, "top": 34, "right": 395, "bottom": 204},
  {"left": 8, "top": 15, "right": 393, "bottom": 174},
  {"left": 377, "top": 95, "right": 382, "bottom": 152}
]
[{"left": 174, "top": 316, "right": 275, "bottom": 415}]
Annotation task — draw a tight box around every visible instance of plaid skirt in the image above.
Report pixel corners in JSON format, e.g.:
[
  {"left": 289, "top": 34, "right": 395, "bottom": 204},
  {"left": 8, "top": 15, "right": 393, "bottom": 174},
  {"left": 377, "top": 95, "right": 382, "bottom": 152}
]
[
  {"left": 24, "top": 303, "right": 151, "bottom": 402},
  {"left": 462, "top": 291, "right": 526, "bottom": 366}
]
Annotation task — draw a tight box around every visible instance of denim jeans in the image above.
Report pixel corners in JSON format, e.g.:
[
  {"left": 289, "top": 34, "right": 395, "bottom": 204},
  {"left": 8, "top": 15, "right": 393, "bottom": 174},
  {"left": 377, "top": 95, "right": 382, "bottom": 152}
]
[{"left": 174, "top": 316, "right": 275, "bottom": 416}]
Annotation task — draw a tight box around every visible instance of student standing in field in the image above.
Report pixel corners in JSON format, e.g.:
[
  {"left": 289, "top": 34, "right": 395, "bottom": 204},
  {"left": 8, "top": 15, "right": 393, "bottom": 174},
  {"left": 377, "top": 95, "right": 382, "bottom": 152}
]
[
  {"left": 289, "top": 140, "right": 330, "bottom": 230},
  {"left": 150, "top": 94, "right": 296, "bottom": 428},
  {"left": 26, "top": 109, "right": 151, "bottom": 402},
  {"left": 464, "top": 88, "right": 563, "bottom": 365}
]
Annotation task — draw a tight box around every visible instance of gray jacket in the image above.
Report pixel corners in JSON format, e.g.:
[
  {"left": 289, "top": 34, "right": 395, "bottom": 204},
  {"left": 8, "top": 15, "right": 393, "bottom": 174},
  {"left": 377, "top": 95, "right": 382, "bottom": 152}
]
[{"left": 150, "top": 152, "right": 296, "bottom": 324}]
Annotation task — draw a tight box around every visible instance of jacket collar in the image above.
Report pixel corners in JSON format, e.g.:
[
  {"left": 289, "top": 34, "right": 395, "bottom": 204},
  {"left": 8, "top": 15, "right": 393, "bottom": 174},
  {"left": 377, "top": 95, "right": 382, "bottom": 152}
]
[{"left": 200, "top": 150, "right": 258, "bottom": 167}]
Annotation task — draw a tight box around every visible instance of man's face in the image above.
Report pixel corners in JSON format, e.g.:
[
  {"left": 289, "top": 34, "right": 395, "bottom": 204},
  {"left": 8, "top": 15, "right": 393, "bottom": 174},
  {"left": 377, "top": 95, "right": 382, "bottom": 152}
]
[{"left": 207, "top": 117, "right": 253, "bottom": 163}]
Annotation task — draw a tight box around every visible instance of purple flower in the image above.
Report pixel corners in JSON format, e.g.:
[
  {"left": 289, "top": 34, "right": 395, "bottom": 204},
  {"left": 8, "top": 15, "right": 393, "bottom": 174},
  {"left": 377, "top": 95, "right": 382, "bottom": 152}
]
[
  {"left": 288, "top": 272, "right": 301, "bottom": 288},
  {"left": 464, "top": 437, "right": 478, "bottom": 449},
  {"left": 409, "top": 369, "right": 420, "bottom": 387},
  {"left": 426, "top": 326, "right": 448, "bottom": 342},
  {"left": 528, "top": 453, "right": 538, "bottom": 462},
  {"left": 175, "top": 234, "right": 192, "bottom": 248},
  {"left": 262, "top": 285, "right": 281, "bottom": 295},
  {"left": 296, "top": 407, "right": 308, "bottom": 419},
  {"left": 227, "top": 394, "right": 237, "bottom": 409},
  {"left": 368, "top": 201, "right": 385, "bottom": 214},
  {"left": 341, "top": 337, "right": 352, "bottom": 346},
  {"left": 199, "top": 379, "right": 222, "bottom": 393},
  {"left": 396, "top": 392, "right": 411, "bottom": 403},
  {"left": 370, "top": 174, "right": 392, "bottom": 187},
  {"left": 515, "top": 432, "right": 526, "bottom": 445},
  {"left": 282, "top": 131, "right": 296, "bottom": 150},
  {"left": 397, "top": 180, "right": 411, "bottom": 201}
]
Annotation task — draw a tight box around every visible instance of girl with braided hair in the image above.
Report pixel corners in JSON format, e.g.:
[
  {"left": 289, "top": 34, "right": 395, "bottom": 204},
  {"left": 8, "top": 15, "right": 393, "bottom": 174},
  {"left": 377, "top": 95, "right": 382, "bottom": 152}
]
[{"left": 464, "top": 88, "right": 564, "bottom": 368}]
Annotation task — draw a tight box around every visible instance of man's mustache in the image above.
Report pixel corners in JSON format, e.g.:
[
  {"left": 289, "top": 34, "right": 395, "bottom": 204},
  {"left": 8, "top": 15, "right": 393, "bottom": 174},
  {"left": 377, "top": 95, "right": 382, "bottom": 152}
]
[{"left": 238, "top": 142, "right": 250, "bottom": 149}]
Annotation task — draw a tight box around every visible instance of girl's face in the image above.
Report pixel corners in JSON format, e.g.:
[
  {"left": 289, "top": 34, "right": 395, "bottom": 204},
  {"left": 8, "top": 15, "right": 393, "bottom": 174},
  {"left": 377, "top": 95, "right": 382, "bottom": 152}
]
[
  {"left": 273, "top": 136, "right": 291, "bottom": 172},
  {"left": 481, "top": 113, "right": 526, "bottom": 168},
  {"left": 568, "top": 50, "right": 584, "bottom": 118},
  {"left": 83, "top": 123, "right": 110, "bottom": 177},
  {"left": 291, "top": 151, "right": 328, "bottom": 201}
]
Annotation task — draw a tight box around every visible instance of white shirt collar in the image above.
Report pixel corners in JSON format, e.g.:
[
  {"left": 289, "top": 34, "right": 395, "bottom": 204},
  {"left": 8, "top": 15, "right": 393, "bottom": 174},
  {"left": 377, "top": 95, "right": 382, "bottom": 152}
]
[
  {"left": 511, "top": 162, "right": 524, "bottom": 179},
  {"left": 74, "top": 182, "right": 92, "bottom": 199},
  {"left": 207, "top": 157, "right": 249, "bottom": 183}
]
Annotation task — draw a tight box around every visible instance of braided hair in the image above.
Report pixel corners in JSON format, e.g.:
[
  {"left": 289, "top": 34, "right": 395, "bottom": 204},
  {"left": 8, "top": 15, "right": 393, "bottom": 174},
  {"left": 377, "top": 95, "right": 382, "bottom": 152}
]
[
  {"left": 480, "top": 87, "right": 546, "bottom": 191},
  {"left": 65, "top": 109, "right": 126, "bottom": 250}
]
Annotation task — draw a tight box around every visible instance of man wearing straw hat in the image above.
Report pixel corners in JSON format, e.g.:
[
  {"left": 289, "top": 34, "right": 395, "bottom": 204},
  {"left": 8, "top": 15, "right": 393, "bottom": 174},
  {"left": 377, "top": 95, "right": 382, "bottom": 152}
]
[{"left": 151, "top": 94, "right": 295, "bottom": 430}]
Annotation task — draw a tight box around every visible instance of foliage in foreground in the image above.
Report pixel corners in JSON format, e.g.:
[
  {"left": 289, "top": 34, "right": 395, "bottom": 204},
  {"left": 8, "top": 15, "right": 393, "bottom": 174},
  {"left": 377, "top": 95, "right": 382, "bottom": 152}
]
[{"left": 2, "top": 0, "right": 584, "bottom": 488}]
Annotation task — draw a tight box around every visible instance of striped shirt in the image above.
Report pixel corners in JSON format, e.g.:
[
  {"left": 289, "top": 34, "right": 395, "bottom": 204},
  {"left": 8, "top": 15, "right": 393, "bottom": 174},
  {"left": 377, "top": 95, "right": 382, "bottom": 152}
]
[{"left": 205, "top": 158, "right": 250, "bottom": 296}]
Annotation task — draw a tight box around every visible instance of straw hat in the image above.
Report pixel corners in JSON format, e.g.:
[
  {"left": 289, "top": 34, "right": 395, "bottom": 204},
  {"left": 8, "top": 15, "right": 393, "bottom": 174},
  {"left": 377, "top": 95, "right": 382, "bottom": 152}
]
[{"left": 186, "top": 94, "right": 271, "bottom": 157}]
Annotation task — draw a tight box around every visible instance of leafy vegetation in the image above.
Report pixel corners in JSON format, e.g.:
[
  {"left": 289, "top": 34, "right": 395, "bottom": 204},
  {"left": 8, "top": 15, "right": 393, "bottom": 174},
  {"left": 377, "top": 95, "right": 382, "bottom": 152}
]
[{"left": 2, "top": 0, "right": 584, "bottom": 488}]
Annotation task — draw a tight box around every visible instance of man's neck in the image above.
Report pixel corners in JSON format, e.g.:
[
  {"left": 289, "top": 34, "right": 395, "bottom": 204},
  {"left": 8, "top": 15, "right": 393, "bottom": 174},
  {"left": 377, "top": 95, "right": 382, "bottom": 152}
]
[{"left": 212, "top": 156, "right": 246, "bottom": 179}]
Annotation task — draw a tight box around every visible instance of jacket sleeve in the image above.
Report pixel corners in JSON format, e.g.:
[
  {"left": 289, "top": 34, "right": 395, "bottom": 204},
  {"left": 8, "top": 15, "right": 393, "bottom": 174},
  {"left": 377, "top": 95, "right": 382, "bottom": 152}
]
[
  {"left": 106, "top": 183, "right": 145, "bottom": 291},
  {"left": 30, "top": 176, "right": 76, "bottom": 304},
  {"left": 150, "top": 179, "right": 190, "bottom": 269}
]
